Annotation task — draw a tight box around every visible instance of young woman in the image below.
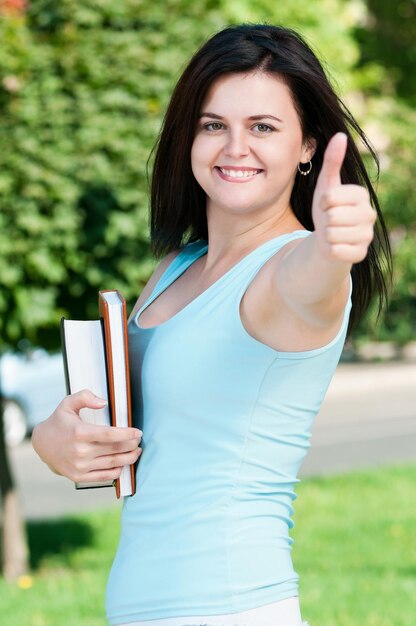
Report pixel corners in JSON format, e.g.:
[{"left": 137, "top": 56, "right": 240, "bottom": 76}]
[{"left": 32, "top": 24, "right": 391, "bottom": 626}]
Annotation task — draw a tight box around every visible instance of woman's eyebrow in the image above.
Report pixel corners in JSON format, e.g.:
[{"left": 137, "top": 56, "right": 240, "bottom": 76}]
[
  {"left": 199, "top": 112, "right": 283, "bottom": 123},
  {"left": 199, "top": 112, "right": 224, "bottom": 119},
  {"left": 249, "top": 114, "right": 283, "bottom": 123}
]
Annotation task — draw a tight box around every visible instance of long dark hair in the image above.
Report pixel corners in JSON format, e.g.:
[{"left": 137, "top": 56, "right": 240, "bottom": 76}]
[{"left": 149, "top": 23, "right": 392, "bottom": 334}]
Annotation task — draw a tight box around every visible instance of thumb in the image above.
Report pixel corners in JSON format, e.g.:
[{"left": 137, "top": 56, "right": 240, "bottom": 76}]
[
  {"left": 317, "top": 132, "right": 348, "bottom": 190},
  {"left": 62, "top": 389, "right": 108, "bottom": 412}
]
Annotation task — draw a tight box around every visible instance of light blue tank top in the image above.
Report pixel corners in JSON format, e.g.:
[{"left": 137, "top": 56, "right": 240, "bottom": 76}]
[{"left": 106, "top": 230, "right": 353, "bottom": 625}]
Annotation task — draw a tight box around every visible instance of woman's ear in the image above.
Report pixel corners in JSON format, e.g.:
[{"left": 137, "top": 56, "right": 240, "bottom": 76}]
[{"left": 302, "top": 137, "right": 318, "bottom": 162}]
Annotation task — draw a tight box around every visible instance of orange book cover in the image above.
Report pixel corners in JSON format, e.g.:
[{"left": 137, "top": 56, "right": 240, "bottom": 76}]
[{"left": 99, "top": 290, "right": 136, "bottom": 498}]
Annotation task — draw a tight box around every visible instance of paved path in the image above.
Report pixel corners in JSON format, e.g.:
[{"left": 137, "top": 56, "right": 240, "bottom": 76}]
[
  {"left": 300, "top": 361, "right": 416, "bottom": 476},
  {"left": 9, "top": 361, "right": 416, "bottom": 520}
]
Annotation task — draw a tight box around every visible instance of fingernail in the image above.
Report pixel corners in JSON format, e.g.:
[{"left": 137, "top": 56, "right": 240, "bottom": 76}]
[
  {"left": 137, "top": 429, "right": 143, "bottom": 437},
  {"left": 94, "top": 397, "right": 107, "bottom": 406}
]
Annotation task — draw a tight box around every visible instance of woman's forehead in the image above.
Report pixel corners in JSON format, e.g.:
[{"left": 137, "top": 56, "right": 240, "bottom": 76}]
[{"left": 201, "top": 71, "right": 297, "bottom": 120}]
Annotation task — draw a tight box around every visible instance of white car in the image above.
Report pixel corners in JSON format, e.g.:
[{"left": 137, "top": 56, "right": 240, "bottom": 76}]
[{"left": 0, "top": 350, "right": 67, "bottom": 446}]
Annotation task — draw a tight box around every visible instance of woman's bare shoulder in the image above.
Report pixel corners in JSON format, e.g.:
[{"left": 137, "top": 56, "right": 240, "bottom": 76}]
[{"left": 128, "top": 249, "right": 181, "bottom": 323}]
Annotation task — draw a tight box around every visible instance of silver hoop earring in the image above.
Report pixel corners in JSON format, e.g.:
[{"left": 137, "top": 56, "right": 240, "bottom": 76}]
[{"left": 297, "top": 160, "right": 312, "bottom": 176}]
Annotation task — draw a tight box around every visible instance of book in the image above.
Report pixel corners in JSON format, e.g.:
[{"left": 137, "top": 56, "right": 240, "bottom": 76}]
[{"left": 61, "top": 290, "right": 136, "bottom": 498}]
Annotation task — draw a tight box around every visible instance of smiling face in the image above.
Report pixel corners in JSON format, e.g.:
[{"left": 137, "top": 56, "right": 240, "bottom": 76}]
[{"left": 191, "top": 71, "right": 316, "bottom": 225}]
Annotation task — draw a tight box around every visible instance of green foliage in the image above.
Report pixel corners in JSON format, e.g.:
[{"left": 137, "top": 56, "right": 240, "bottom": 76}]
[
  {"left": 0, "top": 0, "right": 222, "bottom": 349},
  {"left": 0, "top": 0, "right": 414, "bottom": 349},
  {"left": 347, "top": 0, "right": 416, "bottom": 344},
  {"left": 223, "top": 0, "right": 367, "bottom": 92},
  {"left": 347, "top": 92, "right": 416, "bottom": 344},
  {"left": 354, "top": 0, "right": 416, "bottom": 106},
  {"left": 375, "top": 98, "right": 416, "bottom": 343}
]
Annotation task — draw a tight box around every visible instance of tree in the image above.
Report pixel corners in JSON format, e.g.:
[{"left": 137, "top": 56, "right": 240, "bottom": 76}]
[
  {"left": 0, "top": 0, "right": 30, "bottom": 583},
  {"left": 354, "top": 0, "right": 416, "bottom": 106},
  {"left": 0, "top": 395, "right": 29, "bottom": 581},
  {"left": 351, "top": 0, "right": 416, "bottom": 343}
]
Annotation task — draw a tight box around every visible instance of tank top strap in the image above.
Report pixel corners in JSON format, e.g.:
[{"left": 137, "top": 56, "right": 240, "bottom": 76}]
[
  {"left": 234, "top": 229, "right": 352, "bottom": 308},
  {"left": 141, "top": 240, "right": 208, "bottom": 312},
  {"left": 223, "top": 229, "right": 313, "bottom": 295},
  {"left": 239, "top": 229, "right": 311, "bottom": 270}
]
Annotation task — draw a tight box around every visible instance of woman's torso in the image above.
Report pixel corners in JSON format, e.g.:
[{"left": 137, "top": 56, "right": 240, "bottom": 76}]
[{"left": 106, "top": 230, "right": 352, "bottom": 625}]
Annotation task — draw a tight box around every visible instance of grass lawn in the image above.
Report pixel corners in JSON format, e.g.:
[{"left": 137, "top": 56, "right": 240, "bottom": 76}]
[
  {"left": 292, "top": 462, "right": 416, "bottom": 626},
  {"left": 1, "top": 462, "right": 415, "bottom": 626}
]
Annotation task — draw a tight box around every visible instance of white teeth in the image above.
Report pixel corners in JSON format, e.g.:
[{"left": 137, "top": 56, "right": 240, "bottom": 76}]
[{"left": 219, "top": 168, "right": 260, "bottom": 178}]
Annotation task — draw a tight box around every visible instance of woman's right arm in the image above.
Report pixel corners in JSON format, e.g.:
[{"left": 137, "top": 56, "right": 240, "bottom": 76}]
[{"left": 32, "top": 249, "right": 180, "bottom": 482}]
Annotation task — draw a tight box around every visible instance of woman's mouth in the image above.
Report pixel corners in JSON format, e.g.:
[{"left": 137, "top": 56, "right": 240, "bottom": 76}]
[{"left": 215, "top": 166, "right": 263, "bottom": 181}]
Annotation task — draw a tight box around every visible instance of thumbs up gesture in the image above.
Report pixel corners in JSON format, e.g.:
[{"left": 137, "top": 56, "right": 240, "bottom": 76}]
[{"left": 312, "top": 132, "right": 377, "bottom": 264}]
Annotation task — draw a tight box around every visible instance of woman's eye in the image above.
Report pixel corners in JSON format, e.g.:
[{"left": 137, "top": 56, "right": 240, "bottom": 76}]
[
  {"left": 253, "top": 123, "right": 274, "bottom": 133},
  {"left": 204, "top": 122, "right": 224, "bottom": 131}
]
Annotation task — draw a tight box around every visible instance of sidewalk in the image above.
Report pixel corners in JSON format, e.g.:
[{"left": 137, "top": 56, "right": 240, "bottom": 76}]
[
  {"left": 323, "top": 359, "right": 415, "bottom": 398},
  {"left": 301, "top": 359, "right": 416, "bottom": 476}
]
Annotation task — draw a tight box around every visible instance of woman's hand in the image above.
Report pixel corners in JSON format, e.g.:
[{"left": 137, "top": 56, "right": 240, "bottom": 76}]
[
  {"left": 31, "top": 389, "right": 143, "bottom": 484},
  {"left": 312, "top": 132, "right": 377, "bottom": 264}
]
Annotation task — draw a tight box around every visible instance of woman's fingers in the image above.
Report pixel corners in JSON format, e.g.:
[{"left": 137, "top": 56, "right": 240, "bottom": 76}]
[
  {"left": 68, "top": 420, "right": 143, "bottom": 482},
  {"left": 74, "top": 421, "right": 142, "bottom": 444},
  {"left": 325, "top": 224, "right": 375, "bottom": 244},
  {"left": 74, "top": 466, "right": 123, "bottom": 485},
  {"left": 71, "top": 447, "right": 143, "bottom": 483},
  {"left": 325, "top": 205, "right": 377, "bottom": 227},
  {"left": 93, "top": 437, "right": 142, "bottom": 456},
  {"left": 93, "top": 447, "right": 142, "bottom": 470},
  {"left": 72, "top": 437, "right": 141, "bottom": 465},
  {"left": 320, "top": 184, "right": 369, "bottom": 208}
]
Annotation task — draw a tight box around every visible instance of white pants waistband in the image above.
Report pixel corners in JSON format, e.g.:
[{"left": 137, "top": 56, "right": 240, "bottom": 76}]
[{"left": 115, "top": 595, "right": 310, "bottom": 626}]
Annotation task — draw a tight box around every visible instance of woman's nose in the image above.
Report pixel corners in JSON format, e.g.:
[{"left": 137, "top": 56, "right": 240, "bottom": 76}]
[{"left": 223, "top": 129, "right": 250, "bottom": 158}]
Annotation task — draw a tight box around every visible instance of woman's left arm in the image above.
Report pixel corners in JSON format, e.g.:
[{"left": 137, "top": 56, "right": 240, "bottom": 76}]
[{"left": 276, "top": 132, "right": 377, "bottom": 325}]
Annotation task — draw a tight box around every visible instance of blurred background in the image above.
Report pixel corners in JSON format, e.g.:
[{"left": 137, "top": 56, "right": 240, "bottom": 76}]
[{"left": 0, "top": 1, "right": 415, "bottom": 626}]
